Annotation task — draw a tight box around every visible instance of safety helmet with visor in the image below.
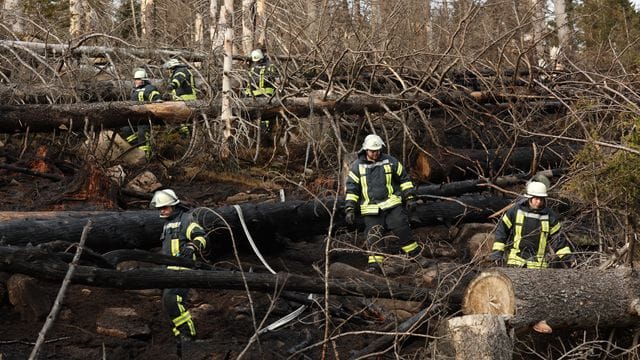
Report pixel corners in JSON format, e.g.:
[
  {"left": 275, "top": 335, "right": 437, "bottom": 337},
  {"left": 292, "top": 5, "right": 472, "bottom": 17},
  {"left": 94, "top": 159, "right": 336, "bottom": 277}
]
[
  {"left": 150, "top": 189, "right": 180, "bottom": 208},
  {"left": 162, "top": 58, "right": 181, "bottom": 70},
  {"left": 361, "top": 134, "right": 385, "bottom": 152},
  {"left": 250, "top": 49, "right": 264, "bottom": 62},
  {"left": 133, "top": 69, "right": 148, "bottom": 80},
  {"left": 525, "top": 181, "right": 548, "bottom": 198}
]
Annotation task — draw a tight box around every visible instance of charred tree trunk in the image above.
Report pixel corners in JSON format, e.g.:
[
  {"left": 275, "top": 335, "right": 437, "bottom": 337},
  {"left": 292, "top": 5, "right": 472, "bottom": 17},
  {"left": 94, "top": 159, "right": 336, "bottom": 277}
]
[
  {"left": 413, "top": 146, "right": 574, "bottom": 182},
  {"left": 0, "top": 246, "right": 430, "bottom": 302},
  {"left": 0, "top": 195, "right": 511, "bottom": 253},
  {"left": 462, "top": 268, "right": 640, "bottom": 332}
]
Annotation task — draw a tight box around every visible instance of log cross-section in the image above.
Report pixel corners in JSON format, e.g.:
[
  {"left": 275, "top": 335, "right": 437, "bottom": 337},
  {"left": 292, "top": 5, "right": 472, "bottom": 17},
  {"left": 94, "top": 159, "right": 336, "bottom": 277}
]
[{"left": 462, "top": 268, "right": 640, "bottom": 332}]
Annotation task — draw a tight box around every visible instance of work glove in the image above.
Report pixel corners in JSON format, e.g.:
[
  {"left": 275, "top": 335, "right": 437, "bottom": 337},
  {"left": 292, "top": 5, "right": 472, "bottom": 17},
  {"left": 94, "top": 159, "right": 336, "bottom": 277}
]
[
  {"left": 345, "top": 207, "right": 355, "bottom": 225},
  {"left": 180, "top": 244, "right": 196, "bottom": 259},
  {"left": 406, "top": 198, "right": 418, "bottom": 212},
  {"left": 162, "top": 93, "right": 173, "bottom": 101},
  {"left": 486, "top": 250, "right": 503, "bottom": 265}
]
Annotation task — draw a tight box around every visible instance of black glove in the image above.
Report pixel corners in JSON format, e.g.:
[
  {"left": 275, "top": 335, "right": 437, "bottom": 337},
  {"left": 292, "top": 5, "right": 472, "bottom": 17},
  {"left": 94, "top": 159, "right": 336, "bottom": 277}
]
[
  {"left": 406, "top": 198, "right": 418, "bottom": 212},
  {"left": 487, "top": 250, "right": 503, "bottom": 264},
  {"left": 345, "top": 207, "right": 355, "bottom": 225},
  {"left": 162, "top": 93, "right": 173, "bottom": 101},
  {"left": 180, "top": 244, "right": 196, "bottom": 258}
]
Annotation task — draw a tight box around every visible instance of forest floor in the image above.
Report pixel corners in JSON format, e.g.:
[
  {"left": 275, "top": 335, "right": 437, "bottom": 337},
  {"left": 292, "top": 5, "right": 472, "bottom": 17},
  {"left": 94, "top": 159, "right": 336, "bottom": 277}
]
[{"left": 0, "top": 134, "right": 437, "bottom": 360}]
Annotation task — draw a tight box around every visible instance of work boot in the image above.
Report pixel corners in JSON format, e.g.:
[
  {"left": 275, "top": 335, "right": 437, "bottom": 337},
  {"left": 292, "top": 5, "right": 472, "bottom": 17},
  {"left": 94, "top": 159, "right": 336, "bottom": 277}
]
[
  {"left": 407, "top": 249, "right": 434, "bottom": 268},
  {"left": 364, "top": 262, "right": 382, "bottom": 274},
  {"left": 414, "top": 255, "right": 435, "bottom": 268}
]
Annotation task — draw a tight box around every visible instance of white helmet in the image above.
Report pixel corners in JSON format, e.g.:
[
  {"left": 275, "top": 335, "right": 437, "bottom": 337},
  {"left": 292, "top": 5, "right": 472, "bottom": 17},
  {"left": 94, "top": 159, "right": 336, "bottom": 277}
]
[
  {"left": 361, "top": 134, "right": 385, "bottom": 151},
  {"left": 133, "top": 69, "right": 148, "bottom": 80},
  {"left": 150, "top": 189, "right": 180, "bottom": 208},
  {"left": 525, "top": 181, "right": 548, "bottom": 198},
  {"left": 163, "top": 59, "right": 181, "bottom": 69},
  {"left": 250, "top": 49, "right": 264, "bottom": 62}
]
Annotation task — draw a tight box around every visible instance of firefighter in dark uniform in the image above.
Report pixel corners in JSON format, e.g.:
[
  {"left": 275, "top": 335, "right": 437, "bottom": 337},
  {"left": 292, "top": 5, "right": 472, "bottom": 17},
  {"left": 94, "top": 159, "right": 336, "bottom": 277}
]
[
  {"left": 488, "top": 181, "right": 573, "bottom": 268},
  {"left": 344, "top": 134, "right": 429, "bottom": 273},
  {"left": 150, "top": 189, "right": 207, "bottom": 342},
  {"left": 122, "top": 69, "right": 159, "bottom": 158},
  {"left": 162, "top": 58, "right": 197, "bottom": 101},
  {"left": 244, "top": 49, "right": 279, "bottom": 148},
  {"left": 162, "top": 59, "right": 195, "bottom": 136},
  {"left": 244, "top": 49, "right": 277, "bottom": 98}
]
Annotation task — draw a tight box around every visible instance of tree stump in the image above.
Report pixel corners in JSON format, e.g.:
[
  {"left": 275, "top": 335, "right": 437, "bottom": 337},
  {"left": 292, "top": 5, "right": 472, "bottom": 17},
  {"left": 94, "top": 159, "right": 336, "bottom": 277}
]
[
  {"left": 433, "top": 314, "right": 513, "bottom": 360},
  {"left": 462, "top": 268, "right": 640, "bottom": 332},
  {"left": 7, "top": 274, "right": 53, "bottom": 322}
]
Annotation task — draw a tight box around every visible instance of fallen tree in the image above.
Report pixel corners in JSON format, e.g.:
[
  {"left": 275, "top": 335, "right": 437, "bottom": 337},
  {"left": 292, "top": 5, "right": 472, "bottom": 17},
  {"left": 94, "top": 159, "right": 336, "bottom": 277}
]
[
  {"left": 0, "top": 246, "right": 430, "bottom": 302},
  {"left": 0, "top": 92, "right": 565, "bottom": 133},
  {"left": 413, "top": 146, "right": 574, "bottom": 182},
  {"left": 462, "top": 268, "right": 640, "bottom": 332},
  {"left": 0, "top": 195, "right": 511, "bottom": 253}
]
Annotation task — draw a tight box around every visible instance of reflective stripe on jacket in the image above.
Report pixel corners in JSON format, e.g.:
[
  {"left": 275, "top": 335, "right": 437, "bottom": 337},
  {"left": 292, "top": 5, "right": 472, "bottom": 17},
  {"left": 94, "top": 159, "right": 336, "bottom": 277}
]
[
  {"left": 161, "top": 209, "right": 207, "bottom": 270},
  {"left": 131, "top": 82, "right": 160, "bottom": 102},
  {"left": 345, "top": 152, "right": 415, "bottom": 215},
  {"left": 170, "top": 66, "right": 197, "bottom": 100},
  {"left": 245, "top": 62, "right": 276, "bottom": 97},
  {"left": 493, "top": 201, "right": 569, "bottom": 268}
]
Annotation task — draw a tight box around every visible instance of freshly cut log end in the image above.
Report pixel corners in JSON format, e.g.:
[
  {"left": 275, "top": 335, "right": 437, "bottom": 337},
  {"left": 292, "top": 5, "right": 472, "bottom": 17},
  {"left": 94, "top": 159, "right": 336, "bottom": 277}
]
[{"left": 462, "top": 270, "right": 515, "bottom": 316}]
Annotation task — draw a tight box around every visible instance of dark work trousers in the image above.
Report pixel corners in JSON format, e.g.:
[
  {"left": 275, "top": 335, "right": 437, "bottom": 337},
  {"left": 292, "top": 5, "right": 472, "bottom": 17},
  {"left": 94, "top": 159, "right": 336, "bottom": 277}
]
[
  {"left": 363, "top": 205, "right": 413, "bottom": 256},
  {"left": 162, "top": 287, "right": 196, "bottom": 338}
]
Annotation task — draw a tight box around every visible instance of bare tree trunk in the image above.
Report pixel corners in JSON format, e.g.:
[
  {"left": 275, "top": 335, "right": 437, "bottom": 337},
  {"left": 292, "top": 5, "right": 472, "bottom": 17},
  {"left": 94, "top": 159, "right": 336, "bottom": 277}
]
[
  {"left": 210, "top": 0, "right": 223, "bottom": 50},
  {"left": 255, "top": 0, "right": 266, "bottom": 48},
  {"left": 140, "top": 0, "right": 154, "bottom": 39},
  {"left": 194, "top": 12, "right": 204, "bottom": 48},
  {"left": 307, "top": 0, "right": 319, "bottom": 36},
  {"left": 129, "top": 0, "right": 139, "bottom": 40},
  {"left": 554, "top": 0, "right": 569, "bottom": 53},
  {"left": 82, "top": 0, "right": 97, "bottom": 34},
  {"left": 241, "top": 0, "right": 255, "bottom": 54},
  {"left": 221, "top": 0, "right": 234, "bottom": 153},
  {"left": 531, "top": 0, "right": 546, "bottom": 61},
  {"left": 69, "top": 0, "right": 84, "bottom": 37},
  {"left": 2, "top": 0, "right": 24, "bottom": 35}
]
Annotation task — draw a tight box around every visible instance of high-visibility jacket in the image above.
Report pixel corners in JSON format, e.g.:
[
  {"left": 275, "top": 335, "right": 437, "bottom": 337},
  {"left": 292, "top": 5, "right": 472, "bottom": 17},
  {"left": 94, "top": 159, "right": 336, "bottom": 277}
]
[
  {"left": 345, "top": 152, "right": 415, "bottom": 215},
  {"left": 130, "top": 82, "right": 160, "bottom": 102},
  {"left": 168, "top": 66, "right": 197, "bottom": 100},
  {"left": 245, "top": 61, "right": 277, "bottom": 97},
  {"left": 493, "top": 200, "right": 571, "bottom": 268},
  {"left": 160, "top": 209, "right": 207, "bottom": 270}
]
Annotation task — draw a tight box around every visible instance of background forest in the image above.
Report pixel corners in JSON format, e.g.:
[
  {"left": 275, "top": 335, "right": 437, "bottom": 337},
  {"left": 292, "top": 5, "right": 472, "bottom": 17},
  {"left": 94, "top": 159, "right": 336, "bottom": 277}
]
[{"left": 2, "top": 0, "right": 640, "bottom": 358}]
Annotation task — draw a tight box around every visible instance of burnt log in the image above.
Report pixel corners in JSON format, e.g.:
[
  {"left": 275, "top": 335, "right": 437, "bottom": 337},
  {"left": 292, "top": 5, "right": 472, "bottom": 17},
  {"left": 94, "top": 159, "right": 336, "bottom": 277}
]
[
  {"left": 462, "top": 268, "right": 640, "bottom": 332},
  {"left": 0, "top": 195, "right": 511, "bottom": 253},
  {"left": 413, "top": 146, "right": 574, "bottom": 182},
  {"left": 0, "top": 246, "right": 430, "bottom": 302},
  {"left": 413, "top": 169, "right": 565, "bottom": 198},
  {"left": 0, "top": 92, "right": 565, "bottom": 133}
]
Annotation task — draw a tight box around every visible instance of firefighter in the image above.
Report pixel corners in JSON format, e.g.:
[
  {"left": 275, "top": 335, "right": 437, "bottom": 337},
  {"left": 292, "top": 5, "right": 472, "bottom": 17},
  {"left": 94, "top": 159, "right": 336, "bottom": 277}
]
[
  {"left": 244, "top": 49, "right": 279, "bottom": 146},
  {"left": 162, "top": 58, "right": 197, "bottom": 101},
  {"left": 121, "top": 69, "right": 159, "bottom": 158},
  {"left": 162, "top": 59, "right": 195, "bottom": 136},
  {"left": 344, "top": 134, "right": 429, "bottom": 273},
  {"left": 488, "top": 181, "right": 574, "bottom": 268},
  {"left": 244, "top": 49, "right": 277, "bottom": 98},
  {"left": 150, "top": 189, "right": 207, "bottom": 343},
  {"left": 131, "top": 68, "right": 160, "bottom": 102}
]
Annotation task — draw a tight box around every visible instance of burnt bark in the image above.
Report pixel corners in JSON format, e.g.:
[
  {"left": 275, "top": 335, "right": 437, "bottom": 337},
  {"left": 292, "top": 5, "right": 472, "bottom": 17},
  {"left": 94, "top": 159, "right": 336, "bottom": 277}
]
[
  {"left": 413, "top": 146, "right": 574, "bottom": 182},
  {"left": 0, "top": 246, "right": 430, "bottom": 302},
  {"left": 0, "top": 195, "right": 511, "bottom": 253}
]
